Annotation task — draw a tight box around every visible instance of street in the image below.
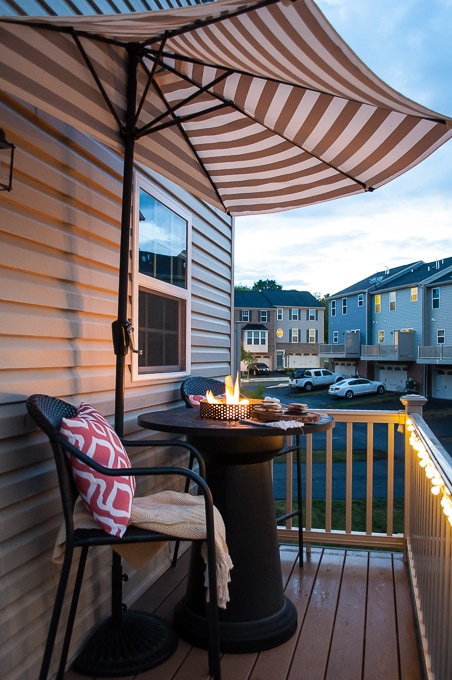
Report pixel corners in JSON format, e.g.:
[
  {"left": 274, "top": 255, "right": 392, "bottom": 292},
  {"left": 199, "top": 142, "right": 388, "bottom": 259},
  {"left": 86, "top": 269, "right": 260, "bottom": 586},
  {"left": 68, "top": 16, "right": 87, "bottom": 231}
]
[{"left": 242, "top": 373, "right": 452, "bottom": 500}]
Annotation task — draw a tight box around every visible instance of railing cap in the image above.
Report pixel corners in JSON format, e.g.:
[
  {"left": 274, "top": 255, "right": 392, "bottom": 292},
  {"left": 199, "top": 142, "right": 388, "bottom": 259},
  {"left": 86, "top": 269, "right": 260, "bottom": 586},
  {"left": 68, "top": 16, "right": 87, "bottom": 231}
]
[{"left": 400, "top": 394, "right": 428, "bottom": 415}]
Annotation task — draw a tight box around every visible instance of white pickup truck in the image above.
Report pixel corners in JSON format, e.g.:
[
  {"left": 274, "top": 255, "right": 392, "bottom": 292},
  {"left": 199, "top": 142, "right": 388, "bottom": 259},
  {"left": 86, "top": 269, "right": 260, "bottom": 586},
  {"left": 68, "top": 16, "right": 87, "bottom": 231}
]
[{"left": 289, "top": 368, "right": 344, "bottom": 391}]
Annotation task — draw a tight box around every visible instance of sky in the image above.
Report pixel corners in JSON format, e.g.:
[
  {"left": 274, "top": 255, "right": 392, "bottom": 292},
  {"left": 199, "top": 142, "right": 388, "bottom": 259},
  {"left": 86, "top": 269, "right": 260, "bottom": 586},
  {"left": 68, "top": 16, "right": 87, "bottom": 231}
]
[{"left": 234, "top": 0, "right": 452, "bottom": 298}]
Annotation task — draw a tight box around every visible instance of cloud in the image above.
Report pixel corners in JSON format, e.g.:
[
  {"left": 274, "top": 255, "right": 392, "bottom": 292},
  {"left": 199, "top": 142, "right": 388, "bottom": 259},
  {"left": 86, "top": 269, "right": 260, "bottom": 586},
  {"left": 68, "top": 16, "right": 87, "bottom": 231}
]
[{"left": 234, "top": 0, "right": 452, "bottom": 298}]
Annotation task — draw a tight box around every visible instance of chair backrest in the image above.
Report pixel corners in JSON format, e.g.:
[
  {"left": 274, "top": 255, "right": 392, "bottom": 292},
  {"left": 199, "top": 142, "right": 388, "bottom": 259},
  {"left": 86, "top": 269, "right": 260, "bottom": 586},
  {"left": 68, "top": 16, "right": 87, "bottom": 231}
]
[
  {"left": 180, "top": 377, "right": 225, "bottom": 408},
  {"left": 27, "top": 394, "right": 80, "bottom": 535}
]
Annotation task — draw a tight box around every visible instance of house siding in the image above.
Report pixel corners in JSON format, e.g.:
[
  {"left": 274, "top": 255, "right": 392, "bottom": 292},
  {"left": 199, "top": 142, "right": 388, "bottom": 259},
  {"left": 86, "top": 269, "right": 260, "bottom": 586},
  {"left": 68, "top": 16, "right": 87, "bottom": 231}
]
[{"left": 0, "top": 92, "right": 233, "bottom": 680}]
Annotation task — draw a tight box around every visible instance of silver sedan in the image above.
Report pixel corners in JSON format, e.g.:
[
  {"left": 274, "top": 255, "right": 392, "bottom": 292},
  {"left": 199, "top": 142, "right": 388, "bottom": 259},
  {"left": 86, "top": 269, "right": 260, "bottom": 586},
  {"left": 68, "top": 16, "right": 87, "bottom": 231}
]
[{"left": 328, "top": 377, "right": 386, "bottom": 399}]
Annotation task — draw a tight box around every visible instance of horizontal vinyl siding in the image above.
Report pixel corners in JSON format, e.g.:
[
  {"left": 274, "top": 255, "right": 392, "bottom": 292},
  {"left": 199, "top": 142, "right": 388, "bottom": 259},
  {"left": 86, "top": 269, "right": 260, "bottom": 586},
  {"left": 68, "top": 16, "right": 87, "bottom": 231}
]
[{"left": 0, "top": 93, "right": 233, "bottom": 680}]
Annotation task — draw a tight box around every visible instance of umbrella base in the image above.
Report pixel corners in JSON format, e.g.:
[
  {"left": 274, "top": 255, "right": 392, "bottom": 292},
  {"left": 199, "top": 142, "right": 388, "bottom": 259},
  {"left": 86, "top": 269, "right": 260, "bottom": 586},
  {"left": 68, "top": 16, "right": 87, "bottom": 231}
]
[{"left": 72, "top": 610, "right": 178, "bottom": 677}]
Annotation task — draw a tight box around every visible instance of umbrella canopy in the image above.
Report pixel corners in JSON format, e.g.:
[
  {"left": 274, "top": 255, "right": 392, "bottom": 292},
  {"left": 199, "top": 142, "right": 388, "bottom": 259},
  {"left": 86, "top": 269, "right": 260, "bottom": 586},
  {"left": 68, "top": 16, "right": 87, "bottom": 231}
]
[
  {"left": 1, "top": 0, "right": 451, "bottom": 217},
  {"left": 1, "top": 0, "right": 451, "bottom": 432}
]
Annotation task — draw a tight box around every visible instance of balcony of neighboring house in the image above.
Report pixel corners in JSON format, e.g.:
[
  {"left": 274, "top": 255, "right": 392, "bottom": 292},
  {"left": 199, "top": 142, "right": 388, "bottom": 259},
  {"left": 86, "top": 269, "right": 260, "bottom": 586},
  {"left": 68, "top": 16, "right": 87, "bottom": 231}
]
[
  {"left": 319, "top": 330, "right": 361, "bottom": 358},
  {"left": 418, "top": 344, "right": 452, "bottom": 364},
  {"left": 362, "top": 329, "right": 416, "bottom": 361},
  {"left": 62, "top": 396, "right": 452, "bottom": 680}
]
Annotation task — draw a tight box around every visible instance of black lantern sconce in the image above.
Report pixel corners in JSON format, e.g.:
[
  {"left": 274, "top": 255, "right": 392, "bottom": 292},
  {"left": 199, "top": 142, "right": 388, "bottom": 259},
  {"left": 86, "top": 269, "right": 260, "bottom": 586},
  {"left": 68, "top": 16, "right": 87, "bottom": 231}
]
[{"left": 0, "top": 128, "right": 15, "bottom": 191}]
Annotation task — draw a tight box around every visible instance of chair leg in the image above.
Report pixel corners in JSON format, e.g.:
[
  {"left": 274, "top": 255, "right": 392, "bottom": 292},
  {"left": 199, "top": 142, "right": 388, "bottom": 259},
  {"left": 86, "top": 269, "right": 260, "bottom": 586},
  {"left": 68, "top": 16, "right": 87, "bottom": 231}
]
[
  {"left": 56, "top": 547, "right": 89, "bottom": 678},
  {"left": 39, "top": 544, "right": 78, "bottom": 680}
]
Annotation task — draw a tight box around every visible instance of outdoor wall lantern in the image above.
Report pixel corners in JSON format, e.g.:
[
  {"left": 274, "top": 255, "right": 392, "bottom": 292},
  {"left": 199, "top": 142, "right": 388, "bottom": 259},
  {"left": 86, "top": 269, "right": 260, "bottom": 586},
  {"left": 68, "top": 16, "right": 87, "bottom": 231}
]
[{"left": 0, "top": 129, "right": 15, "bottom": 191}]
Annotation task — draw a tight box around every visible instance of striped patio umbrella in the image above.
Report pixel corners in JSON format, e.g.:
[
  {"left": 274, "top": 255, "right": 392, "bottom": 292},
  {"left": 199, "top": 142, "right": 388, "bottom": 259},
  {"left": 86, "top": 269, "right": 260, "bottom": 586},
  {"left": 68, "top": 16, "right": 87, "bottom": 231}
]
[{"left": 1, "top": 0, "right": 451, "bottom": 428}]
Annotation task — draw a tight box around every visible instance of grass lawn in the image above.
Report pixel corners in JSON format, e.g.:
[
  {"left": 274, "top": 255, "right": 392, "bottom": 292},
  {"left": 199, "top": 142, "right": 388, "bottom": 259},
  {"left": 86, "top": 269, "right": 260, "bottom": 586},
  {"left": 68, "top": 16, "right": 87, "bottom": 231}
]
[{"left": 275, "top": 498, "right": 404, "bottom": 534}]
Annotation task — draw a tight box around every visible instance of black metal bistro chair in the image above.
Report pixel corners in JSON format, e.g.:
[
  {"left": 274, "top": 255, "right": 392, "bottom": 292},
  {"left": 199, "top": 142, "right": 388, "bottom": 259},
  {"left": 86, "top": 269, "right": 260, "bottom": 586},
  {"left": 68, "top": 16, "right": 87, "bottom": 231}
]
[
  {"left": 180, "top": 376, "right": 304, "bottom": 564},
  {"left": 26, "top": 394, "right": 222, "bottom": 680}
]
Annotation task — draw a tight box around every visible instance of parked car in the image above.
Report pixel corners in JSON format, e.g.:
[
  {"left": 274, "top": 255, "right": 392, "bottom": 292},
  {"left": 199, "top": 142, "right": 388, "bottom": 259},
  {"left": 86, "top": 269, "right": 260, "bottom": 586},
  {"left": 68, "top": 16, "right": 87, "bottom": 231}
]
[
  {"left": 248, "top": 362, "right": 270, "bottom": 376},
  {"left": 328, "top": 377, "right": 386, "bottom": 399},
  {"left": 289, "top": 368, "right": 344, "bottom": 391}
]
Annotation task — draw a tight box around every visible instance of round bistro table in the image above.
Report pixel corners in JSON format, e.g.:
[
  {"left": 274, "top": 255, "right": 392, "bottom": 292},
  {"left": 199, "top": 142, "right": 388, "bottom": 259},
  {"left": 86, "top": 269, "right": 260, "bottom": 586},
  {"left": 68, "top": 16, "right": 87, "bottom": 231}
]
[{"left": 137, "top": 408, "right": 334, "bottom": 653}]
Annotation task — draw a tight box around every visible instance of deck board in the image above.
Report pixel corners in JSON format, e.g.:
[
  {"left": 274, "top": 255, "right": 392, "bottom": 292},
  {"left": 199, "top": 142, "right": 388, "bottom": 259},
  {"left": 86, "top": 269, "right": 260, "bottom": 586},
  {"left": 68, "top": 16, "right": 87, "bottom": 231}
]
[{"left": 63, "top": 545, "right": 423, "bottom": 680}]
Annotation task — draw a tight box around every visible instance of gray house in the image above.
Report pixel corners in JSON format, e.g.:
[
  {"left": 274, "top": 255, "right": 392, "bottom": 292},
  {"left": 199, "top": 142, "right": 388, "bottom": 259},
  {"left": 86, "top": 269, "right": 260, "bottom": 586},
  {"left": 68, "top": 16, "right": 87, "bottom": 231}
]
[{"left": 234, "top": 289, "right": 324, "bottom": 370}]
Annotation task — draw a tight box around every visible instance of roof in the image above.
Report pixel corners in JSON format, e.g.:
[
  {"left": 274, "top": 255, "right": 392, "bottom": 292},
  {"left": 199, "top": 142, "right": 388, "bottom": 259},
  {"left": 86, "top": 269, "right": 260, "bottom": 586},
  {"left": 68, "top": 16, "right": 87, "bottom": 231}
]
[
  {"left": 330, "top": 262, "right": 421, "bottom": 297},
  {"left": 235, "top": 289, "right": 322, "bottom": 308},
  {"left": 242, "top": 323, "right": 268, "bottom": 331},
  {"left": 329, "top": 257, "right": 452, "bottom": 297},
  {"left": 234, "top": 290, "right": 273, "bottom": 308}
]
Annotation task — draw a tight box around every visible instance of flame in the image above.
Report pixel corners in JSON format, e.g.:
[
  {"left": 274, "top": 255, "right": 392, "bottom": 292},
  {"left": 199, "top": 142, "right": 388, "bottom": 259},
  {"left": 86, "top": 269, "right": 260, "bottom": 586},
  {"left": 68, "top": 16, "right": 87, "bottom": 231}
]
[{"left": 205, "top": 374, "right": 249, "bottom": 405}]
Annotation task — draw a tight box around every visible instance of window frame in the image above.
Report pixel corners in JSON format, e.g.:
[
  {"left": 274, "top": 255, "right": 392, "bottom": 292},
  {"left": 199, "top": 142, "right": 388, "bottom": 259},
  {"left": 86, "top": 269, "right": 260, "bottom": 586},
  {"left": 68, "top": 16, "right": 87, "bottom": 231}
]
[
  {"left": 131, "top": 175, "right": 192, "bottom": 383},
  {"left": 433, "top": 288, "right": 440, "bottom": 309},
  {"left": 389, "top": 291, "right": 396, "bottom": 311},
  {"left": 438, "top": 329, "right": 445, "bottom": 344},
  {"left": 259, "top": 310, "right": 269, "bottom": 323},
  {"left": 241, "top": 310, "right": 250, "bottom": 322},
  {"left": 375, "top": 295, "right": 381, "bottom": 313},
  {"left": 331, "top": 300, "right": 336, "bottom": 317},
  {"left": 411, "top": 287, "right": 418, "bottom": 302},
  {"left": 342, "top": 298, "right": 347, "bottom": 315}
]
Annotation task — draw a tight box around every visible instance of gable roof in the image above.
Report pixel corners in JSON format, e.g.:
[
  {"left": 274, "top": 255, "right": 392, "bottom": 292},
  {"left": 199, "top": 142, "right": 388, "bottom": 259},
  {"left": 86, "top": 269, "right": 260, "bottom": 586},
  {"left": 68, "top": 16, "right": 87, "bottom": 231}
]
[
  {"left": 234, "top": 289, "right": 322, "bottom": 308},
  {"left": 330, "top": 257, "right": 452, "bottom": 298}
]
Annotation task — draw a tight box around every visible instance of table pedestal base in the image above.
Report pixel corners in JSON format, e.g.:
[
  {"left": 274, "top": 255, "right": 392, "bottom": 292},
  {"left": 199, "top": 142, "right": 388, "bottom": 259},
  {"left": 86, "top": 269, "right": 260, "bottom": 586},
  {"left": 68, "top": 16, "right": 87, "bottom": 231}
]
[
  {"left": 174, "top": 594, "right": 297, "bottom": 653},
  {"left": 174, "top": 434, "right": 298, "bottom": 653}
]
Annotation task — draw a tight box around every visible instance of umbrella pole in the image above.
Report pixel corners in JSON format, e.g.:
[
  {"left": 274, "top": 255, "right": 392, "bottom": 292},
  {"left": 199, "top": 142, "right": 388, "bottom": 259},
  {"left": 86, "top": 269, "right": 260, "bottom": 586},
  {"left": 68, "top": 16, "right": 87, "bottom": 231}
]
[
  {"left": 113, "top": 44, "right": 139, "bottom": 440},
  {"left": 75, "top": 47, "right": 179, "bottom": 677}
]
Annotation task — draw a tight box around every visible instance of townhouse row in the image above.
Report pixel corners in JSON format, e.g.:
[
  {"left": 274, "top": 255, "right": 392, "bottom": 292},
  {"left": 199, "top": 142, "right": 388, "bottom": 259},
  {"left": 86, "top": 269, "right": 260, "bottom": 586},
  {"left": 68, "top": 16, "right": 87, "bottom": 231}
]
[{"left": 235, "top": 257, "right": 452, "bottom": 399}]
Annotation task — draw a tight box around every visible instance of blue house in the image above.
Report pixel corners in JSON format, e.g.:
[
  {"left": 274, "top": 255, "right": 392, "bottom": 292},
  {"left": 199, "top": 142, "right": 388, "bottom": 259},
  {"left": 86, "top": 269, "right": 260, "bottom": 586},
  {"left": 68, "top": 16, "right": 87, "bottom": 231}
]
[{"left": 320, "top": 258, "right": 452, "bottom": 396}]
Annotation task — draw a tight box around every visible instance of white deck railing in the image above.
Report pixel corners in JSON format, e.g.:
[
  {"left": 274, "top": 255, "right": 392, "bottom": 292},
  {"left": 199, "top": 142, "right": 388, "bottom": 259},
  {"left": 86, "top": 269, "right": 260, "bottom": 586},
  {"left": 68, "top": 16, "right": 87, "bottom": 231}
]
[{"left": 276, "top": 399, "right": 452, "bottom": 680}]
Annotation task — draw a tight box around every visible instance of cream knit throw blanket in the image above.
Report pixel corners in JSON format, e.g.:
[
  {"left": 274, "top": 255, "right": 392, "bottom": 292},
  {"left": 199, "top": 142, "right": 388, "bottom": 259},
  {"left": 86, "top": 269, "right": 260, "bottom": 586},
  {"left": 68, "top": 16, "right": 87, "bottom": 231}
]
[{"left": 53, "top": 491, "right": 233, "bottom": 609}]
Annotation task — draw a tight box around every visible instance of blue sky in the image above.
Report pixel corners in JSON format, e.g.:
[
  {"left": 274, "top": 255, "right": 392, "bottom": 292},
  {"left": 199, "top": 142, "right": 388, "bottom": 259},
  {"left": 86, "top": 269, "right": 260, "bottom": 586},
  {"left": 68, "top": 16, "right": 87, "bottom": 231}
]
[{"left": 234, "top": 0, "right": 452, "bottom": 297}]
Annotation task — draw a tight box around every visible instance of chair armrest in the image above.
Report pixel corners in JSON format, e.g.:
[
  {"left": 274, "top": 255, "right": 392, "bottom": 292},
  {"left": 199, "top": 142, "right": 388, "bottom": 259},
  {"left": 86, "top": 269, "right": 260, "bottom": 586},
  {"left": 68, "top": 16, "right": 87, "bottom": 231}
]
[
  {"left": 55, "top": 433, "right": 209, "bottom": 497},
  {"left": 121, "top": 438, "right": 205, "bottom": 476}
]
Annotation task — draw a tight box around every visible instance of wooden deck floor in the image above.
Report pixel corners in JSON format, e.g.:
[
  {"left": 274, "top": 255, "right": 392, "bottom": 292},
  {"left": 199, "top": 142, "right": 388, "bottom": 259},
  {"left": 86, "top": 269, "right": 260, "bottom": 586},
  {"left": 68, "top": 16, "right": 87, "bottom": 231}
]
[{"left": 65, "top": 545, "right": 424, "bottom": 680}]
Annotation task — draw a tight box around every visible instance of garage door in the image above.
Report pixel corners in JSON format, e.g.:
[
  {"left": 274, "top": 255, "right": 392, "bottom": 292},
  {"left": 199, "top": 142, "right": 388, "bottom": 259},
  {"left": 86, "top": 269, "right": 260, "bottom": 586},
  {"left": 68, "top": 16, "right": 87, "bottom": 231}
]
[
  {"left": 432, "top": 369, "right": 452, "bottom": 400},
  {"left": 287, "top": 353, "right": 320, "bottom": 369},
  {"left": 377, "top": 365, "right": 407, "bottom": 392},
  {"left": 334, "top": 362, "right": 356, "bottom": 378}
]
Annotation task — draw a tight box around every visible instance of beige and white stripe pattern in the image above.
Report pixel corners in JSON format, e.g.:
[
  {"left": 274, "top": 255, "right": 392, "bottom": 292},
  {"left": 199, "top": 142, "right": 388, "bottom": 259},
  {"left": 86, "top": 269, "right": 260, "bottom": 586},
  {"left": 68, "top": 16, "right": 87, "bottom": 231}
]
[{"left": 1, "top": 0, "right": 451, "bottom": 215}]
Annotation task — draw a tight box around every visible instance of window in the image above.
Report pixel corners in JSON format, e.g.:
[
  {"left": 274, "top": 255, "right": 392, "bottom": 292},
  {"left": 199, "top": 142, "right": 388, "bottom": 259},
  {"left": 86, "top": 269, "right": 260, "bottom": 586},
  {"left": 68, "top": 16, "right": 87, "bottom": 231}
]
[
  {"left": 246, "top": 331, "right": 266, "bottom": 346},
  {"left": 358, "top": 294, "right": 364, "bottom": 307},
  {"left": 375, "top": 295, "right": 381, "bottom": 313},
  {"left": 331, "top": 300, "right": 336, "bottom": 317},
  {"left": 134, "top": 181, "right": 190, "bottom": 377},
  {"left": 259, "top": 310, "right": 269, "bottom": 322},
  {"left": 342, "top": 298, "right": 347, "bottom": 315},
  {"left": 289, "top": 328, "right": 299, "bottom": 343},
  {"left": 333, "top": 331, "right": 339, "bottom": 343},
  {"left": 277, "top": 308, "right": 283, "bottom": 321},
  {"left": 308, "top": 309, "right": 318, "bottom": 321},
  {"left": 438, "top": 329, "right": 445, "bottom": 344},
  {"left": 241, "top": 310, "right": 250, "bottom": 322},
  {"left": 307, "top": 328, "right": 317, "bottom": 343},
  {"left": 433, "top": 288, "right": 440, "bottom": 309},
  {"left": 378, "top": 330, "right": 385, "bottom": 343},
  {"left": 389, "top": 291, "right": 396, "bottom": 311},
  {"left": 289, "top": 309, "right": 299, "bottom": 320},
  {"left": 411, "top": 287, "right": 418, "bottom": 302}
]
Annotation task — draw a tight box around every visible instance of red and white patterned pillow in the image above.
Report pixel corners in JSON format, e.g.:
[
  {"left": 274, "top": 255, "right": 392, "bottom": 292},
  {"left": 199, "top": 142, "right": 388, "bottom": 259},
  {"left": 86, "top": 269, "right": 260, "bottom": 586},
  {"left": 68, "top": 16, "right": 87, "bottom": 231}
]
[{"left": 59, "top": 403, "right": 136, "bottom": 537}]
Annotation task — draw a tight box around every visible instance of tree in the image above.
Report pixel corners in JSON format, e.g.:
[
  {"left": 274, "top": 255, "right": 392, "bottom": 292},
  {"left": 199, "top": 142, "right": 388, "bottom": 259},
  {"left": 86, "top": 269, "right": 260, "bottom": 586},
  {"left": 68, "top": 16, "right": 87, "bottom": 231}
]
[
  {"left": 240, "top": 347, "right": 256, "bottom": 377},
  {"left": 251, "top": 279, "right": 282, "bottom": 291}
]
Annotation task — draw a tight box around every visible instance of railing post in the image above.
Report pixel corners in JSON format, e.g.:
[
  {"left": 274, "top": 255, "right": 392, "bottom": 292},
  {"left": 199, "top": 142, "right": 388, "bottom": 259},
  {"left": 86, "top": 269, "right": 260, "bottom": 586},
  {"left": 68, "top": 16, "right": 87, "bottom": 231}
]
[{"left": 400, "top": 394, "right": 428, "bottom": 416}]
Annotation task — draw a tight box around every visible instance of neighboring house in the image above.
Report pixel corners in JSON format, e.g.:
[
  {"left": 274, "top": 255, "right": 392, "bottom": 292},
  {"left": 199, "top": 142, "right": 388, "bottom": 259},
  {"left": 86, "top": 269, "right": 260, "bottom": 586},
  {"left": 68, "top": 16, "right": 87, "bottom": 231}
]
[
  {"left": 234, "top": 289, "right": 324, "bottom": 370},
  {"left": 320, "top": 258, "right": 452, "bottom": 397},
  {"left": 0, "top": 3, "right": 235, "bottom": 680}
]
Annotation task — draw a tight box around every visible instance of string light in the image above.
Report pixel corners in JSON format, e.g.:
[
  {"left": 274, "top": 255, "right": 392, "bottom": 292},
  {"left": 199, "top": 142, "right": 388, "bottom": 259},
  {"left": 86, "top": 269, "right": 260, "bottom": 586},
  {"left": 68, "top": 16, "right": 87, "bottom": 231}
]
[{"left": 407, "top": 418, "right": 452, "bottom": 525}]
